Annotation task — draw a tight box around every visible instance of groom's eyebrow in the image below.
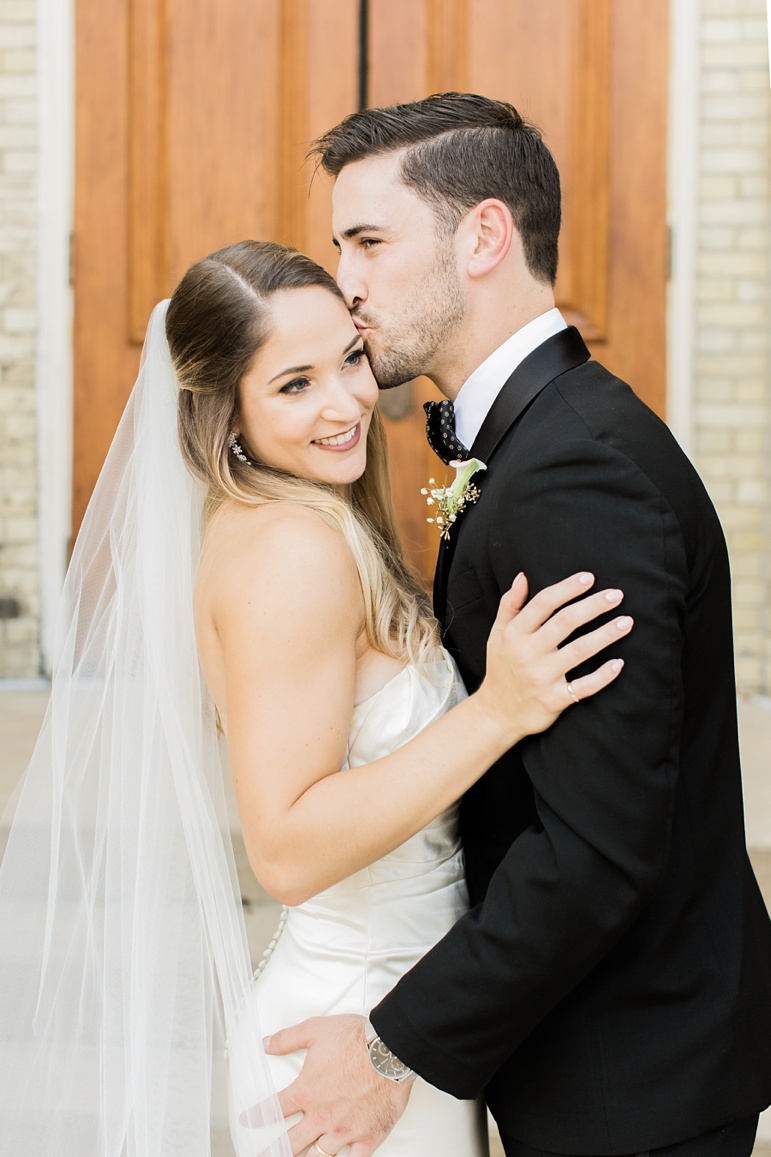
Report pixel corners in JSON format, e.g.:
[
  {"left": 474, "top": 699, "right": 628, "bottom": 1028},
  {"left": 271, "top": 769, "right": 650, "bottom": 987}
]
[
  {"left": 332, "top": 223, "right": 385, "bottom": 248},
  {"left": 267, "top": 336, "right": 362, "bottom": 383}
]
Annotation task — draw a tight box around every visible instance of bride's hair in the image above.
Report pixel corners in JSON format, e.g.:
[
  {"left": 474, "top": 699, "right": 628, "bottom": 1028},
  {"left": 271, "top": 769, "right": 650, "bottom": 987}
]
[{"left": 167, "top": 239, "right": 438, "bottom": 664}]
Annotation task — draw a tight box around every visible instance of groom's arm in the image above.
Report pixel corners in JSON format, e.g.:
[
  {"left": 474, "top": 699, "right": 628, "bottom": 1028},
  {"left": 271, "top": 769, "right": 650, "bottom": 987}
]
[{"left": 368, "top": 435, "right": 689, "bottom": 1097}]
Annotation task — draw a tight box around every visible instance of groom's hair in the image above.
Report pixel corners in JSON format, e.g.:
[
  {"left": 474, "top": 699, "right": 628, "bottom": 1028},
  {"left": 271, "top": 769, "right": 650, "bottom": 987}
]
[{"left": 310, "top": 92, "right": 561, "bottom": 286}]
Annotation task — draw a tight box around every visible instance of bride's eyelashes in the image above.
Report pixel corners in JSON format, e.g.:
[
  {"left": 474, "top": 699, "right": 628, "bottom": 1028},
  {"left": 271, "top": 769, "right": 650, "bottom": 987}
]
[
  {"left": 344, "top": 346, "right": 367, "bottom": 368},
  {"left": 280, "top": 376, "right": 311, "bottom": 395},
  {"left": 278, "top": 347, "right": 367, "bottom": 395}
]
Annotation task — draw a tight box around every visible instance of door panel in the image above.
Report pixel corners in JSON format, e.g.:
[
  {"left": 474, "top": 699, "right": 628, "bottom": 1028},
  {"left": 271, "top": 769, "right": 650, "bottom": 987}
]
[
  {"left": 74, "top": 0, "right": 358, "bottom": 531},
  {"left": 75, "top": 0, "right": 668, "bottom": 582}
]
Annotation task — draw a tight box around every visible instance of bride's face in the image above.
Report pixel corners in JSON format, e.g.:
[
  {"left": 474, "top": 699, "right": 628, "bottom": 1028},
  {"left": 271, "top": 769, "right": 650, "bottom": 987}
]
[{"left": 237, "top": 286, "right": 378, "bottom": 487}]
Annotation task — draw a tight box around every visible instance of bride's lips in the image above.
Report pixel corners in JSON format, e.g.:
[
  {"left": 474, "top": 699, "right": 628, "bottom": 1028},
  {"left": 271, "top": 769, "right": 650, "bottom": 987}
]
[{"left": 312, "top": 422, "right": 362, "bottom": 452}]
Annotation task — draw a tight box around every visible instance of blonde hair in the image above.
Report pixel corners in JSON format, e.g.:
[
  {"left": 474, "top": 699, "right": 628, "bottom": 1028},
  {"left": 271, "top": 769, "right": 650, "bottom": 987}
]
[{"left": 166, "top": 240, "right": 438, "bottom": 665}]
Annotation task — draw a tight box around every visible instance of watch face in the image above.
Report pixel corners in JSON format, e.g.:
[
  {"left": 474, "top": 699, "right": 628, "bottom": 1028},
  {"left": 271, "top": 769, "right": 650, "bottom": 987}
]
[{"left": 369, "top": 1037, "right": 412, "bottom": 1082}]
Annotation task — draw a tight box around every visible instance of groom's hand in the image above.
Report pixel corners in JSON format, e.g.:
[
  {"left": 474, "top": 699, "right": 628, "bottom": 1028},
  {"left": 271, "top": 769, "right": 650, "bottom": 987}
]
[{"left": 265, "top": 1014, "right": 412, "bottom": 1157}]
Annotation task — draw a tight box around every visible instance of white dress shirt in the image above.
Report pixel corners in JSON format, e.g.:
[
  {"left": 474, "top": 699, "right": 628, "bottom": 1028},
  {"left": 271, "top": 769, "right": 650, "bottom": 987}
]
[{"left": 453, "top": 308, "right": 567, "bottom": 452}]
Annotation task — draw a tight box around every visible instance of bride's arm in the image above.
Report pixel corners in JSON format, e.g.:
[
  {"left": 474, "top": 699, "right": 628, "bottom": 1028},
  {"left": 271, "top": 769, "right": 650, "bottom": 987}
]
[{"left": 209, "top": 504, "right": 630, "bottom": 906}]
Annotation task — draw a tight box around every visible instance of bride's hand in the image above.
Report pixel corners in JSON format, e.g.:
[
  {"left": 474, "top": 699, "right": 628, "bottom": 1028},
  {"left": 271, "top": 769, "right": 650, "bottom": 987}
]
[{"left": 476, "top": 571, "right": 632, "bottom": 745}]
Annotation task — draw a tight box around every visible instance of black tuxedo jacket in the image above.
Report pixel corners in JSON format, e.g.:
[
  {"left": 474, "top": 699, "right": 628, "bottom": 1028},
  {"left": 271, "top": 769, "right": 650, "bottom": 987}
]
[{"left": 371, "top": 329, "right": 771, "bottom": 1154}]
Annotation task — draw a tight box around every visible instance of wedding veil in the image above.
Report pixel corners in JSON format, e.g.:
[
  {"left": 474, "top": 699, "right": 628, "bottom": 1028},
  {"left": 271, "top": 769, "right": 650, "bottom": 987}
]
[{"left": 0, "top": 302, "right": 291, "bottom": 1156}]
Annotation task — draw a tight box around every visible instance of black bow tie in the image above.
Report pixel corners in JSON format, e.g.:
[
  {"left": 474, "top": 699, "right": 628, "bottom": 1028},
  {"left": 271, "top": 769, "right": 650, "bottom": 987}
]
[{"left": 423, "top": 400, "right": 470, "bottom": 465}]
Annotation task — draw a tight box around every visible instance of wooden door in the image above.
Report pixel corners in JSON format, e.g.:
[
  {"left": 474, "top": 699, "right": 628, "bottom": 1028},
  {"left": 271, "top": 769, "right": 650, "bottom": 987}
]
[
  {"left": 74, "top": 0, "right": 669, "bottom": 582},
  {"left": 73, "top": 0, "right": 359, "bottom": 527}
]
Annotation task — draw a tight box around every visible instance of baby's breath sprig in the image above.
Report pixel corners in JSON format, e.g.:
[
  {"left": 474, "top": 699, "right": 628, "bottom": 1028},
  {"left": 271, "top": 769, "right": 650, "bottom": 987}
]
[{"left": 421, "top": 458, "right": 487, "bottom": 540}]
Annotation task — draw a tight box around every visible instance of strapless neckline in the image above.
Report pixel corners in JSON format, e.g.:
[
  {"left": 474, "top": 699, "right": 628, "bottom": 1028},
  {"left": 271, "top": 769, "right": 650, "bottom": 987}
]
[
  {"left": 353, "top": 663, "right": 410, "bottom": 711},
  {"left": 352, "top": 649, "right": 459, "bottom": 718}
]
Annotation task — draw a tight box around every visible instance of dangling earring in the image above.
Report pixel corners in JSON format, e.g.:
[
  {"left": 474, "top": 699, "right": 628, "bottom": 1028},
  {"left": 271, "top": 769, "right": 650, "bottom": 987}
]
[{"left": 228, "top": 432, "right": 253, "bottom": 465}]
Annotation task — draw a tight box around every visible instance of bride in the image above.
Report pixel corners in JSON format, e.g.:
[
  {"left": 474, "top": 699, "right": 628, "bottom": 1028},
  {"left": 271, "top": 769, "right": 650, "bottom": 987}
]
[{"left": 0, "top": 239, "right": 629, "bottom": 1157}]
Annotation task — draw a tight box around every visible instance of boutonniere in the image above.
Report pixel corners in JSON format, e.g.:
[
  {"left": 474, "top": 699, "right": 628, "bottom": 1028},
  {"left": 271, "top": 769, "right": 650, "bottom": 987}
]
[{"left": 422, "top": 458, "right": 487, "bottom": 540}]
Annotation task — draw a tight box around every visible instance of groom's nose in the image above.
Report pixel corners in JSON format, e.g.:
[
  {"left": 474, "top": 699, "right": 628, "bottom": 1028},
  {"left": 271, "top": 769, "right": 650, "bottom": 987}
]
[{"left": 335, "top": 255, "right": 366, "bottom": 310}]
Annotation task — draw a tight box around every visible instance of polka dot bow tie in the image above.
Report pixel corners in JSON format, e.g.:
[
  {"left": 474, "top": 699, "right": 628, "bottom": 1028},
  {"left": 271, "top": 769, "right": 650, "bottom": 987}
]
[{"left": 423, "top": 399, "right": 470, "bottom": 465}]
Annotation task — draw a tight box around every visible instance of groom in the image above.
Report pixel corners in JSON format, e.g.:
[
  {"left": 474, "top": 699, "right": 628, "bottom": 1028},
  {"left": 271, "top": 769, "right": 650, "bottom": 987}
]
[{"left": 265, "top": 93, "right": 771, "bottom": 1156}]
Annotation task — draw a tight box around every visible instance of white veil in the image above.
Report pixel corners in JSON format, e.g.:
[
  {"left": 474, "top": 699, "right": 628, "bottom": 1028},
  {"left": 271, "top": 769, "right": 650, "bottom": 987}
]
[{"left": 0, "top": 302, "right": 291, "bottom": 1157}]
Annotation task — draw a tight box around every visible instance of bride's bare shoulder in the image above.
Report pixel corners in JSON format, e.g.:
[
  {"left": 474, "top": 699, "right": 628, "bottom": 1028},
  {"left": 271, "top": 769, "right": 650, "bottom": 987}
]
[{"left": 198, "top": 499, "right": 360, "bottom": 614}]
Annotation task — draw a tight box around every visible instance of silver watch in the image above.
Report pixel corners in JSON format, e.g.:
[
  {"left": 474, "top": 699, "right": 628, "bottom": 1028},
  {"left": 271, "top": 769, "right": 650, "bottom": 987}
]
[{"left": 364, "top": 1019, "right": 416, "bottom": 1083}]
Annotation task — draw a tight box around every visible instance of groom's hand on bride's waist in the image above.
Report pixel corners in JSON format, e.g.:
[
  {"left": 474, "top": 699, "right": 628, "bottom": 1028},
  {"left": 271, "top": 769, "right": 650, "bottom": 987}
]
[{"left": 265, "top": 1013, "right": 412, "bottom": 1157}]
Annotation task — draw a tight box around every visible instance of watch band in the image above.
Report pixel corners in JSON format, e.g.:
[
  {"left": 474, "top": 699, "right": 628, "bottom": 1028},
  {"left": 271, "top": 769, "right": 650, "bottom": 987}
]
[{"left": 364, "top": 1019, "right": 416, "bottom": 1083}]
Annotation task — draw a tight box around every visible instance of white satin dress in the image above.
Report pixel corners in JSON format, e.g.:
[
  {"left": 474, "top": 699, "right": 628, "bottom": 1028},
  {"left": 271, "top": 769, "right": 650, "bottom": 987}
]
[{"left": 235, "top": 649, "right": 489, "bottom": 1157}]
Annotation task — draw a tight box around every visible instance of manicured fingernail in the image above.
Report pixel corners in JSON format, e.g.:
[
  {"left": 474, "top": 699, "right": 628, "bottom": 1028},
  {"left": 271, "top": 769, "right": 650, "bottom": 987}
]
[
  {"left": 605, "top": 589, "right": 623, "bottom": 602},
  {"left": 578, "top": 572, "right": 594, "bottom": 585},
  {"left": 611, "top": 659, "right": 624, "bottom": 672},
  {"left": 616, "top": 616, "right": 633, "bottom": 629},
  {"left": 263, "top": 1035, "right": 272, "bottom": 1049},
  {"left": 511, "top": 572, "right": 523, "bottom": 587}
]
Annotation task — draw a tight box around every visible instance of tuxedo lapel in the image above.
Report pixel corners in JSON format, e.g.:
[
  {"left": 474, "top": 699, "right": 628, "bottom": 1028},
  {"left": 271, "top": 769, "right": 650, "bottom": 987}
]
[
  {"left": 469, "top": 326, "right": 590, "bottom": 464},
  {"left": 433, "top": 327, "right": 591, "bottom": 625},
  {"left": 433, "top": 523, "right": 454, "bottom": 622}
]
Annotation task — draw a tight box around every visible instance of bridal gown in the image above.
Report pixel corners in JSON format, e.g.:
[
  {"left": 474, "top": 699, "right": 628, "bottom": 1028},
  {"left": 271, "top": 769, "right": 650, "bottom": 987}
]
[{"left": 230, "top": 649, "right": 489, "bottom": 1157}]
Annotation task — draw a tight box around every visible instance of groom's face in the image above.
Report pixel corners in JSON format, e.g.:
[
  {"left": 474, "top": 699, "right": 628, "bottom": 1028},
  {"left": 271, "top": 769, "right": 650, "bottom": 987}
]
[{"left": 332, "top": 151, "right": 465, "bottom": 388}]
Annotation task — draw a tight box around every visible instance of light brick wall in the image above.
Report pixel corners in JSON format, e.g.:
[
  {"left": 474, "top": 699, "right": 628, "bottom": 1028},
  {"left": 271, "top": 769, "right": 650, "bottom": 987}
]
[
  {"left": 0, "top": 0, "right": 38, "bottom": 678},
  {"left": 694, "top": 0, "right": 771, "bottom": 694}
]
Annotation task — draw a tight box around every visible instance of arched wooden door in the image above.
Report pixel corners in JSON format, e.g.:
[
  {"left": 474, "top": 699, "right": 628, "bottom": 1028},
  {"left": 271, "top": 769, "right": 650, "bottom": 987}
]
[{"left": 74, "top": 0, "right": 668, "bottom": 581}]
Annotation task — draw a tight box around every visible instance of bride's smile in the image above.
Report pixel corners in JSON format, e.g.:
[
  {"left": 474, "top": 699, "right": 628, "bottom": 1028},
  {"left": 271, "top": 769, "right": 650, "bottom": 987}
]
[
  {"left": 312, "top": 422, "right": 361, "bottom": 448},
  {"left": 235, "top": 284, "right": 378, "bottom": 486}
]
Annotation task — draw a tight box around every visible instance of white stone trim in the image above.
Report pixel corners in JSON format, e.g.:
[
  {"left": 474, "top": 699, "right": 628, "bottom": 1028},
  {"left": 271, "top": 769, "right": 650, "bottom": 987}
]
[
  {"left": 666, "top": 0, "right": 701, "bottom": 456},
  {"left": 765, "top": 164, "right": 771, "bottom": 702},
  {"left": 36, "top": 0, "right": 75, "bottom": 675}
]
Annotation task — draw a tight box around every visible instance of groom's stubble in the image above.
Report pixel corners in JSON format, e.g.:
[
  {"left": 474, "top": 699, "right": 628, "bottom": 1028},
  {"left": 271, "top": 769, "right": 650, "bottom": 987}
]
[{"left": 356, "top": 228, "right": 467, "bottom": 391}]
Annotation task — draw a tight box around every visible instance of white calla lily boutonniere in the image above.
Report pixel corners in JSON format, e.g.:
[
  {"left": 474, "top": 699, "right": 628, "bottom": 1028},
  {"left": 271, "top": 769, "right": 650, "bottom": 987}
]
[{"left": 422, "top": 458, "right": 487, "bottom": 540}]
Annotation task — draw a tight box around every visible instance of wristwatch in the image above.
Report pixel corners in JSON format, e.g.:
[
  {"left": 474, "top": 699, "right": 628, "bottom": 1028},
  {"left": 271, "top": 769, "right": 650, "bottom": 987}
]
[{"left": 364, "top": 1019, "right": 417, "bottom": 1083}]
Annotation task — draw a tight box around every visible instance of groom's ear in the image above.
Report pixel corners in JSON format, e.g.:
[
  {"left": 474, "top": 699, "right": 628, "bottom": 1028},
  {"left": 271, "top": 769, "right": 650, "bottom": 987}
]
[{"left": 462, "top": 199, "right": 515, "bottom": 280}]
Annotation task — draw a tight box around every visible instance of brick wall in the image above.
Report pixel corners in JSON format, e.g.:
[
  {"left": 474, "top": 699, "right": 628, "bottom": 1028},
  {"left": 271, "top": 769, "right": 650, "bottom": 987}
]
[
  {"left": 694, "top": 0, "right": 771, "bottom": 694},
  {"left": 0, "top": 0, "right": 38, "bottom": 678}
]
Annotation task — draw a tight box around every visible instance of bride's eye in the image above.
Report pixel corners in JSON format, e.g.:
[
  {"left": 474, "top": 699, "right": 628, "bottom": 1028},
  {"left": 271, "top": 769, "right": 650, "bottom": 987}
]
[
  {"left": 280, "top": 376, "right": 310, "bottom": 395},
  {"left": 344, "top": 347, "right": 367, "bottom": 369}
]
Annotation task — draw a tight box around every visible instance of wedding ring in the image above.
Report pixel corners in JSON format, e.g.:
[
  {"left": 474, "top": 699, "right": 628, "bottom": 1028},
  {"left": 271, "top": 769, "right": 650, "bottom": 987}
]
[
  {"left": 313, "top": 1141, "right": 336, "bottom": 1157},
  {"left": 566, "top": 682, "right": 580, "bottom": 706}
]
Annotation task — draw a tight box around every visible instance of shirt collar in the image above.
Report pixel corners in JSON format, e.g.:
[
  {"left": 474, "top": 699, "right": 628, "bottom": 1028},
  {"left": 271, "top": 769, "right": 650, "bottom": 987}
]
[{"left": 453, "top": 308, "right": 567, "bottom": 451}]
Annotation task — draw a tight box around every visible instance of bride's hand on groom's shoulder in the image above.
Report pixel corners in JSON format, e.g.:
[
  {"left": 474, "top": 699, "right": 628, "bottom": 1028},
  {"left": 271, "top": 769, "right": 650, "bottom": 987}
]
[
  {"left": 265, "top": 1014, "right": 411, "bottom": 1157},
  {"left": 477, "top": 571, "right": 633, "bottom": 745}
]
